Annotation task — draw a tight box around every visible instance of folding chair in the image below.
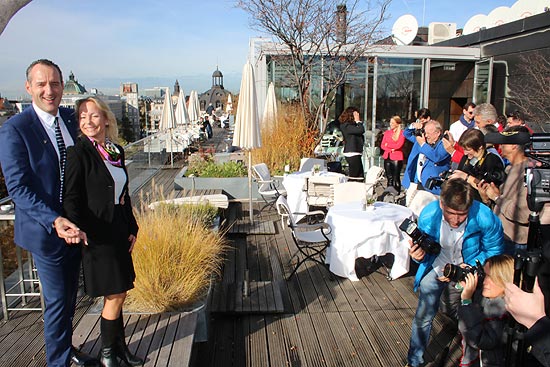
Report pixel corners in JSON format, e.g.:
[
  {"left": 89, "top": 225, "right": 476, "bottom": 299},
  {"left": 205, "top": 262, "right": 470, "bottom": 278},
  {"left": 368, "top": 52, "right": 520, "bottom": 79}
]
[
  {"left": 363, "top": 165, "right": 385, "bottom": 199},
  {"left": 276, "top": 195, "right": 332, "bottom": 280},
  {"left": 252, "top": 163, "right": 287, "bottom": 212},
  {"left": 298, "top": 158, "right": 327, "bottom": 173}
]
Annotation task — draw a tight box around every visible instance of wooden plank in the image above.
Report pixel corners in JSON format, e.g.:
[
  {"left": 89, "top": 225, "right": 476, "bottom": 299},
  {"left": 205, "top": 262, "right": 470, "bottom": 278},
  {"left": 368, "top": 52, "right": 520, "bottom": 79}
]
[
  {"left": 168, "top": 312, "right": 198, "bottom": 367},
  {"left": 309, "top": 312, "right": 345, "bottom": 367},
  {"left": 154, "top": 314, "right": 180, "bottom": 366},
  {"left": 280, "top": 314, "right": 308, "bottom": 367},
  {"left": 324, "top": 312, "right": 364, "bottom": 367},
  {"left": 132, "top": 313, "right": 160, "bottom": 366},
  {"left": 247, "top": 316, "right": 268, "bottom": 367},
  {"left": 339, "top": 311, "right": 383, "bottom": 366},
  {"left": 293, "top": 313, "right": 327, "bottom": 367},
  {"left": 265, "top": 315, "right": 290, "bottom": 367},
  {"left": 142, "top": 313, "right": 171, "bottom": 367}
]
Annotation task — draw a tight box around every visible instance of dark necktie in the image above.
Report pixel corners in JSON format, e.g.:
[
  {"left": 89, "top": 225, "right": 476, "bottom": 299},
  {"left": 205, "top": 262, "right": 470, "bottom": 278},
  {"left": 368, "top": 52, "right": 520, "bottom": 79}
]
[{"left": 54, "top": 117, "right": 67, "bottom": 203}]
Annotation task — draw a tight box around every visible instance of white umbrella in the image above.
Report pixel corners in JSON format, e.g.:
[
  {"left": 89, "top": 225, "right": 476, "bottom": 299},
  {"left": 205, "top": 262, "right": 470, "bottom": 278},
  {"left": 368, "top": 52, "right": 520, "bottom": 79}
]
[
  {"left": 175, "top": 90, "right": 190, "bottom": 127},
  {"left": 188, "top": 90, "right": 200, "bottom": 123},
  {"left": 226, "top": 93, "right": 233, "bottom": 113},
  {"left": 159, "top": 88, "right": 176, "bottom": 166},
  {"left": 233, "top": 62, "right": 262, "bottom": 223},
  {"left": 261, "top": 82, "right": 278, "bottom": 130},
  {"left": 159, "top": 88, "right": 176, "bottom": 131}
]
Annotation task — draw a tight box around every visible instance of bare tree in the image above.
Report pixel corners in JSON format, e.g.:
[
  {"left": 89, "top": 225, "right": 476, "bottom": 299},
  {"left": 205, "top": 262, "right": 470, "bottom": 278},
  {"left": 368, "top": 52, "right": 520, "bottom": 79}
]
[
  {"left": 0, "top": 0, "right": 32, "bottom": 36},
  {"left": 509, "top": 53, "right": 550, "bottom": 132},
  {"left": 237, "top": 0, "right": 390, "bottom": 131}
]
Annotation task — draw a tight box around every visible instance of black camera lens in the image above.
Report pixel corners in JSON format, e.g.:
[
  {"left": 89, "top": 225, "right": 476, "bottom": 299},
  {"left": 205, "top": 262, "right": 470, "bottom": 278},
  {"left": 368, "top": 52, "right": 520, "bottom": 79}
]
[{"left": 443, "top": 263, "right": 466, "bottom": 282}]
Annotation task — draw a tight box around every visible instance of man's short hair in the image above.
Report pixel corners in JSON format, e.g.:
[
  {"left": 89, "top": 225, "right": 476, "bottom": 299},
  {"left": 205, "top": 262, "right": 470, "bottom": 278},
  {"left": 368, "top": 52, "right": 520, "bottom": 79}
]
[
  {"left": 474, "top": 103, "right": 497, "bottom": 123},
  {"left": 463, "top": 102, "right": 476, "bottom": 110},
  {"left": 26, "top": 59, "right": 63, "bottom": 83},
  {"left": 425, "top": 120, "right": 442, "bottom": 132},
  {"left": 440, "top": 178, "right": 474, "bottom": 212},
  {"left": 506, "top": 110, "right": 524, "bottom": 122}
]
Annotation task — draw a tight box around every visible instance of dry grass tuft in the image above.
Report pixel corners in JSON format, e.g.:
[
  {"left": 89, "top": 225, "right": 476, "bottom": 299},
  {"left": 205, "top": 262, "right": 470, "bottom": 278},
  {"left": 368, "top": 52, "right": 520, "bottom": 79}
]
[
  {"left": 126, "top": 203, "right": 228, "bottom": 313},
  {"left": 253, "top": 104, "right": 318, "bottom": 174}
]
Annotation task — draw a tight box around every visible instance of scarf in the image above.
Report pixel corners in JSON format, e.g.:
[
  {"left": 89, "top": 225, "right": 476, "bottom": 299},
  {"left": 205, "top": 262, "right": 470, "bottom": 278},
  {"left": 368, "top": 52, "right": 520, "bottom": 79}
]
[
  {"left": 460, "top": 114, "right": 475, "bottom": 129},
  {"left": 89, "top": 137, "right": 122, "bottom": 167}
]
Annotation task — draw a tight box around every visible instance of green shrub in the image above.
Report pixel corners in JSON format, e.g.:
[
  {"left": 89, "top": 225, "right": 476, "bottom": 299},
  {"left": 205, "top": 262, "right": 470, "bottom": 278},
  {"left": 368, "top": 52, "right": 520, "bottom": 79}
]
[{"left": 186, "top": 159, "right": 247, "bottom": 178}]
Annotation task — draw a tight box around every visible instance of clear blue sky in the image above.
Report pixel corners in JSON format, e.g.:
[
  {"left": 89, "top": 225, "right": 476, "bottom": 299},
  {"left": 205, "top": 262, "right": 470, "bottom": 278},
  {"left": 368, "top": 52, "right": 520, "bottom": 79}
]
[{"left": 0, "top": 0, "right": 517, "bottom": 99}]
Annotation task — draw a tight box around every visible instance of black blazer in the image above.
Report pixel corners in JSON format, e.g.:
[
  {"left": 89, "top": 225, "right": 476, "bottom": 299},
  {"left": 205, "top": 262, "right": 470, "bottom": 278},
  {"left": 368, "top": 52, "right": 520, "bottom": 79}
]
[
  {"left": 63, "top": 137, "right": 138, "bottom": 244},
  {"left": 340, "top": 122, "right": 365, "bottom": 153}
]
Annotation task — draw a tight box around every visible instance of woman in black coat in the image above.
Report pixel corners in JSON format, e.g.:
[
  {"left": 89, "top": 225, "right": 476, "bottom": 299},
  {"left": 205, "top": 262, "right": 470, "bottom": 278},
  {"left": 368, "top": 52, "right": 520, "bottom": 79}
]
[
  {"left": 63, "top": 97, "right": 143, "bottom": 367},
  {"left": 339, "top": 106, "right": 365, "bottom": 179}
]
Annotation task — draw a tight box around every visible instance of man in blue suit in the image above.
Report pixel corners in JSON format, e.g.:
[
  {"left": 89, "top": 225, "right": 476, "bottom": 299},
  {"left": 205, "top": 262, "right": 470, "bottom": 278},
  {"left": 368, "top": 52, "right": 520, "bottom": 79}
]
[
  {"left": 402, "top": 119, "right": 451, "bottom": 195},
  {"left": 0, "top": 60, "right": 98, "bottom": 366}
]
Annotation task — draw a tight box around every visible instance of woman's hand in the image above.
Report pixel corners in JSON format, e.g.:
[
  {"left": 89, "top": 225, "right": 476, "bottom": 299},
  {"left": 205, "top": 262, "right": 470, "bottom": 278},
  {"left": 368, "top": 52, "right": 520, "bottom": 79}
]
[
  {"left": 459, "top": 272, "right": 478, "bottom": 300},
  {"left": 483, "top": 182, "right": 501, "bottom": 202},
  {"left": 128, "top": 234, "right": 137, "bottom": 253}
]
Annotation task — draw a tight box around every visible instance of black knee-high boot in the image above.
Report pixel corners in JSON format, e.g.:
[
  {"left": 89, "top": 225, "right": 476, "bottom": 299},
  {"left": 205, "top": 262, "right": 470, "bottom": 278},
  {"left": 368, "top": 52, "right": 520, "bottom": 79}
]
[
  {"left": 100, "top": 316, "right": 121, "bottom": 367},
  {"left": 115, "top": 312, "right": 144, "bottom": 366}
]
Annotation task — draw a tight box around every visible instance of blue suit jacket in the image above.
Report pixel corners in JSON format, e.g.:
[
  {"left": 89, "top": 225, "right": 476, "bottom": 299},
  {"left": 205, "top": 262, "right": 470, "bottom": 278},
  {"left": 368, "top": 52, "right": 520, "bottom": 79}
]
[
  {"left": 0, "top": 106, "right": 77, "bottom": 257},
  {"left": 402, "top": 127, "right": 451, "bottom": 194}
]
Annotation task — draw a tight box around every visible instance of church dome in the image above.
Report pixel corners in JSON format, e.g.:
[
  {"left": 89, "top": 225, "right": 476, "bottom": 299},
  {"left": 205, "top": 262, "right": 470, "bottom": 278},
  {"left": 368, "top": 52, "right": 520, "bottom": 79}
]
[
  {"left": 63, "top": 71, "right": 87, "bottom": 95},
  {"left": 212, "top": 69, "right": 223, "bottom": 78}
]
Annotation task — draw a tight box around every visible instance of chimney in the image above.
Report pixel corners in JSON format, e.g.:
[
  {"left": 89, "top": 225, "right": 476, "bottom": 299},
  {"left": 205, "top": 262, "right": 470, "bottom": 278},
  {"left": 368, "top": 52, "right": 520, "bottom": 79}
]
[{"left": 336, "top": 4, "right": 347, "bottom": 43}]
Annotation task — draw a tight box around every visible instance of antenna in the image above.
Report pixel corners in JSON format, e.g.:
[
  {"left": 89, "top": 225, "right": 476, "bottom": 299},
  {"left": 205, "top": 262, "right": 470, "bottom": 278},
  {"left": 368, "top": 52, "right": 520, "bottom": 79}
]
[
  {"left": 511, "top": 0, "right": 550, "bottom": 20},
  {"left": 463, "top": 14, "right": 488, "bottom": 35},
  {"left": 486, "top": 6, "right": 512, "bottom": 28},
  {"left": 391, "top": 14, "right": 418, "bottom": 45}
]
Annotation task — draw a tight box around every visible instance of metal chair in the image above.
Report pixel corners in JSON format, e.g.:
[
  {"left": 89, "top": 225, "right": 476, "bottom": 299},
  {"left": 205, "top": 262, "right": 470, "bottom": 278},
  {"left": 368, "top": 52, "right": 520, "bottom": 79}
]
[
  {"left": 298, "top": 158, "right": 326, "bottom": 173},
  {"left": 251, "top": 163, "right": 287, "bottom": 211},
  {"left": 276, "top": 196, "right": 331, "bottom": 280},
  {"left": 363, "top": 165, "right": 385, "bottom": 199}
]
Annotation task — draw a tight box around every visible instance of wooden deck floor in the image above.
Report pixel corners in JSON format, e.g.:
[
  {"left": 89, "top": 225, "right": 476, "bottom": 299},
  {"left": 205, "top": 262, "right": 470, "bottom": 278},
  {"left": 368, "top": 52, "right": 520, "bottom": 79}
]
[{"left": 0, "top": 126, "right": 464, "bottom": 366}]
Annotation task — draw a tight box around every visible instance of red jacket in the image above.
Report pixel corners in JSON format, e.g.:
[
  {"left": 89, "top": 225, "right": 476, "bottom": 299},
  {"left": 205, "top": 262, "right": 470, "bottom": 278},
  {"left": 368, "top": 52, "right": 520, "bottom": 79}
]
[{"left": 381, "top": 129, "right": 405, "bottom": 160}]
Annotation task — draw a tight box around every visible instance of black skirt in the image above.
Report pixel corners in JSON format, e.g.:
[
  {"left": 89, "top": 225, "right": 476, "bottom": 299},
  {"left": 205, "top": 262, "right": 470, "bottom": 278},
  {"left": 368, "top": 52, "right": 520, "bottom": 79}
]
[{"left": 81, "top": 205, "right": 136, "bottom": 297}]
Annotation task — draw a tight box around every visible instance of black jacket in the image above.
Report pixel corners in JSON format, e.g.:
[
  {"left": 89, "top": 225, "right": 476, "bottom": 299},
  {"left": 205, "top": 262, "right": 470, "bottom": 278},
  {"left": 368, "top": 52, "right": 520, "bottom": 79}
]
[
  {"left": 340, "top": 122, "right": 365, "bottom": 153},
  {"left": 63, "top": 137, "right": 138, "bottom": 244}
]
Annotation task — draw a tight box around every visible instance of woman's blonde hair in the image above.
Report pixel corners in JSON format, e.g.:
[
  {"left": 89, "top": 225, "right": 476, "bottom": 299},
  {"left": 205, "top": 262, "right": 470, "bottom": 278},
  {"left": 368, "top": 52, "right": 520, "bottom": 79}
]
[
  {"left": 390, "top": 115, "right": 402, "bottom": 126},
  {"left": 486, "top": 254, "right": 514, "bottom": 289},
  {"left": 75, "top": 97, "right": 119, "bottom": 143}
]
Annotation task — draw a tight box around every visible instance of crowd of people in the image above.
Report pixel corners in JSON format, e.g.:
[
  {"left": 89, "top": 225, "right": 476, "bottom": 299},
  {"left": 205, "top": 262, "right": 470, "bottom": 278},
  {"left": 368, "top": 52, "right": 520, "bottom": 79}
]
[
  {"left": 1, "top": 57, "right": 549, "bottom": 367},
  {"left": 335, "top": 101, "right": 550, "bottom": 366}
]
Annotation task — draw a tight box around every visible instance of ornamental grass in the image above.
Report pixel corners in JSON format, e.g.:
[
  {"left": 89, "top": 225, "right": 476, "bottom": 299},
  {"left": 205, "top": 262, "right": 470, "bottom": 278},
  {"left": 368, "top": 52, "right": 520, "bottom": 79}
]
[
  {"left": 126, "top": 202, "right": 228, "bottom": 313},
  {"left": 252, "top": 104, "right": 318, "bottom": 174}
]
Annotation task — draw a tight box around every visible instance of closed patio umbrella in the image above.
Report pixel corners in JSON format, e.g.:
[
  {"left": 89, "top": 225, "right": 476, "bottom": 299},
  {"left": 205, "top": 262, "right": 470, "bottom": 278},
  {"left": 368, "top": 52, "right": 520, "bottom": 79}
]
[
  {"left": 175, "top": 90, "right": 190, "bottom": 128},
  {"left": 159, "top": 88, "right": 176, "bottom": 166},
  {"left": 232, "top": 62, "right": 262, "bottom": 223},
  {"left": 188, "top": 90, "right": 200, "bottom": 123},
  {"left": 261, "top": 82, "right": 278, "bottom": 130}
]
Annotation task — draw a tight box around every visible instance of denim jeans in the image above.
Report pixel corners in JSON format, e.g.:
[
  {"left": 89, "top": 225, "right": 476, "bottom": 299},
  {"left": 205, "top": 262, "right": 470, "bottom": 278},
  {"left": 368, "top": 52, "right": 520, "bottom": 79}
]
[{"left": 407, "top": 268, "right": 455, "bottom": 367}]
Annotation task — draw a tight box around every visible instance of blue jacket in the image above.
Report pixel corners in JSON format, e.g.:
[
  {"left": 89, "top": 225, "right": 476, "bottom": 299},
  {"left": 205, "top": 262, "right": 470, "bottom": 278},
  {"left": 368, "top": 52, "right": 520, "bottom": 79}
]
[
  {"left": 0, "top": 106, "right": 77, "bottom": 257},
  {"left": 402, "top": 127, "right": 450, "bottom": 194},
  {"left": 413, "top": 200, "right": 504, "bottom": 291}
]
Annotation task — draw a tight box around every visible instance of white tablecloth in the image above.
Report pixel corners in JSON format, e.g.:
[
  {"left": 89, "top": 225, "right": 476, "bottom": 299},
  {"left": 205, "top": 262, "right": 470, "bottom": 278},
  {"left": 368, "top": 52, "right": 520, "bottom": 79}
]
[
  {"left": 325, "top": 201, "right": 414, "bottom": 280},
  {"left": 282, "top": 171, "right": 346, "bottom": 222}
]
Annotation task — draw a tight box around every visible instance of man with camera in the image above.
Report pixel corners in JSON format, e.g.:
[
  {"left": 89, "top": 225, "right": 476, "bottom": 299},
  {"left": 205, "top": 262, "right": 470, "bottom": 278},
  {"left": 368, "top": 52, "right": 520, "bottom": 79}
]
[
  {"left": 403, "top": 118, "right": 451, "bottom": 195},
  {"left": 405, "top": 178, "right": 504, "bottom": 367}
]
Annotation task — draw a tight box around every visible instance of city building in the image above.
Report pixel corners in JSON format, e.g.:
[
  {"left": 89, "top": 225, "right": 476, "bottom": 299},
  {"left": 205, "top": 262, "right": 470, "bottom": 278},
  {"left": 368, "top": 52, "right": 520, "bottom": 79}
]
[
  {"left": 199, "top": 67, "right": 232, "bottom": 113},
  {"left": 120, "top": 82, "right": 140, "bottom": 140}
]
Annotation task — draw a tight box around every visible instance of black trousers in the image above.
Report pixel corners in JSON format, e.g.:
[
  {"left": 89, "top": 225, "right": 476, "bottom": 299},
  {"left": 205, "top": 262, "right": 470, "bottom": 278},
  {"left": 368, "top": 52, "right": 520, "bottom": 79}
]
[{"left": 384, "top": 159, "right": 403, "bottom": 192}]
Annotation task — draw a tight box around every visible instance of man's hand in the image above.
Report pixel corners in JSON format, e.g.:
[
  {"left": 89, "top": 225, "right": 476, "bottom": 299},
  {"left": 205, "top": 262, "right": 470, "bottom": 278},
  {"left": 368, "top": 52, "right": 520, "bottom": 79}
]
[
  {"left": 505, "top": 278, "right": 546, "bottom": 329},
  {"left": 409, "top": 242, "right": 425, "bottom": 261},
  {"left": 53, "top": 216, "right": 87, "bottom": 245},
  {"left": 481, "top": 182, "right": 500, "bottom": 202},
  {"left": 450, "top": 169, "right": 468, "bottom": 181},
  {"left": 442, "top": 130, "right": 455, "bottom": 155}
]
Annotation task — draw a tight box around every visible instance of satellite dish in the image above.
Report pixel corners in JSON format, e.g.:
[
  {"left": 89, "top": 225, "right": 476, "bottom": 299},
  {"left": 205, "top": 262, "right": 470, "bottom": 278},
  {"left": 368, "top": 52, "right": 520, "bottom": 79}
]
[
  {"left": 392, "top": 14, "right": 418, "bottom": 45},
  {"left": 511, "top": 0, "right": 550, "bottom": 20},
  {"left": 463, "top": 14, "right": 488, "bottom": 35},
  {"left": 486, "top": 6, "right": 512, "bottom": 28}
]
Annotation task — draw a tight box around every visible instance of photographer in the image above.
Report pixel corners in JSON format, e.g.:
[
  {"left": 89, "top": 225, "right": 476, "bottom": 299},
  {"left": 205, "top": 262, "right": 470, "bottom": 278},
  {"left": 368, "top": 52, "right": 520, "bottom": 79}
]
[
  {"left": 450, "top": 129, "right": 505, "bottom": 203},
  {"left": 405, "top": 178, "right": 504, "bottom": 367},
  {"left": 458, "top": 254, "right": 514, "bottom": 367},
  {"left": 403, "top": 119, "right": 451, "bottom": 195},
  {"left": 480, "top": 126, "right": 534, "bottom": 253}
]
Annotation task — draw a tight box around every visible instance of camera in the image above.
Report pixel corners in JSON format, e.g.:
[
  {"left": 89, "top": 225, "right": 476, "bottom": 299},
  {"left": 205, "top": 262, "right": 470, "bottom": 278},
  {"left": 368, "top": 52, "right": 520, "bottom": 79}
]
[
  {"left": 399, "top": 218, "right": 441, "bottom": 255},
  {"left": 443, "top": 259, "right": 485, "bottom": 282},
  {"left": 480, "top": 170, "right": 507, "bottom": 186},
  {"left": 425, "top": 170, "right": 453, "bottom": 191},
  {"left": 414, "top": 128, "right": 425, "bottom": 137}
]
